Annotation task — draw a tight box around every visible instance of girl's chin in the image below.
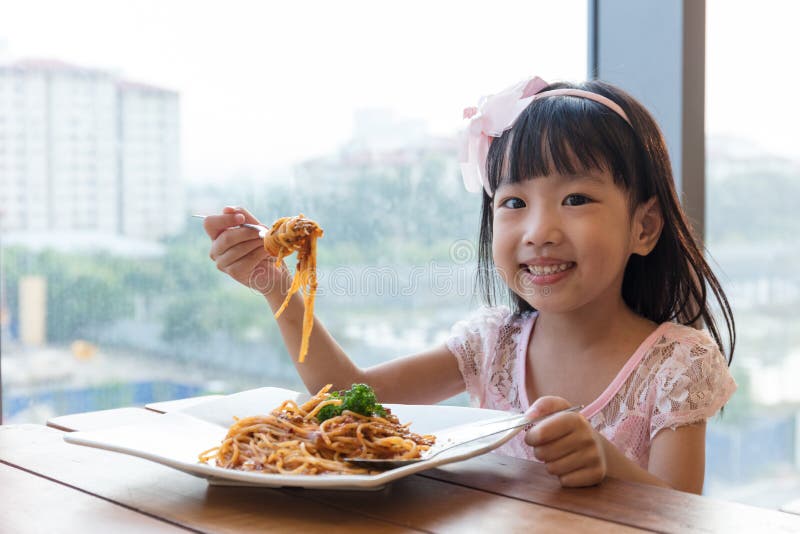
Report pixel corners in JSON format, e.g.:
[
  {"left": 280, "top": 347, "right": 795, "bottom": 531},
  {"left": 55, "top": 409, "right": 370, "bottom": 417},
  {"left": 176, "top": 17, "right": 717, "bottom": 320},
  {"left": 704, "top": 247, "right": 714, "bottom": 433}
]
[
  {"left": 523, "top": 299, "right": 571, "bottom": 314},
  {"left": 517, "top": 289, "right": 583, "bottom": 314},
  {"left": 517, "top": 292, "right": 564, "bottom": 311}
]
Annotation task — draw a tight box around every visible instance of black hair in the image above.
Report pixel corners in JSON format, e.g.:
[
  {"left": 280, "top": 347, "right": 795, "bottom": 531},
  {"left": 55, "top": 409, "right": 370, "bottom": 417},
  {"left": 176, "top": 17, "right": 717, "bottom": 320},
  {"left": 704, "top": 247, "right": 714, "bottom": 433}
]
[{"left": 476, "top": 80, "right": 735, "bottom": 364}]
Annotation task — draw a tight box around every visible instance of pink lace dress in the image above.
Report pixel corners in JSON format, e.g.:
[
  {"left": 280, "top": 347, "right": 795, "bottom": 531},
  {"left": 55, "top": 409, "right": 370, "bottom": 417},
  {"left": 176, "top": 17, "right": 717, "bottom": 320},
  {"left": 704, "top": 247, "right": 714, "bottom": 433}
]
[{"left": 445, "top": 306, "right": 737, "bottom": 468}]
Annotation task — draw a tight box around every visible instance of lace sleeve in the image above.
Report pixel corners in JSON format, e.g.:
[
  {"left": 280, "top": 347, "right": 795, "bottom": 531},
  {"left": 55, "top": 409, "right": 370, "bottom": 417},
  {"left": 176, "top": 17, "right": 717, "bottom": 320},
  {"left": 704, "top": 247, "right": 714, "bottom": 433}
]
[
  {"left": 445, "top": 306, "right": 512, "bottom": 406},
  {"left": 650, "top": 328, "right": 737, "bottom": 438}
]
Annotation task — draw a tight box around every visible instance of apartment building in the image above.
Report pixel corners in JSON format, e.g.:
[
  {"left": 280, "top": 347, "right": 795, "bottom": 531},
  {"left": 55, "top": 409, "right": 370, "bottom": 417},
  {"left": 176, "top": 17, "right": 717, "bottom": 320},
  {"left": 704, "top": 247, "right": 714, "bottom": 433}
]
[{"left": 0, "top": 59, "right": 182, "bottom": 241}]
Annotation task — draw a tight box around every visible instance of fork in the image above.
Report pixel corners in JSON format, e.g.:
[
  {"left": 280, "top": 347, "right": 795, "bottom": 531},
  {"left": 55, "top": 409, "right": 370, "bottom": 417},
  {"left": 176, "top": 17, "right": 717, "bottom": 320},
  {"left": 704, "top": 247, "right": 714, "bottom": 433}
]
[
  {"left": 192, "top": 214, "right": 268, "bottom": 238},
  {"left": 344, "top": 405, "right": 582, "bottom": 469}
]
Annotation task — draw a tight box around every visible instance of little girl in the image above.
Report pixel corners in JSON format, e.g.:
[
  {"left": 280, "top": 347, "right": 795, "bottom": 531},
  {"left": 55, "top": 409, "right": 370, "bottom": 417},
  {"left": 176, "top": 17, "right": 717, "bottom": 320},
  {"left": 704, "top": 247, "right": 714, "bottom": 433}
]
[{"left": 204, "top": 75, "right": 736, "bottom": 494}]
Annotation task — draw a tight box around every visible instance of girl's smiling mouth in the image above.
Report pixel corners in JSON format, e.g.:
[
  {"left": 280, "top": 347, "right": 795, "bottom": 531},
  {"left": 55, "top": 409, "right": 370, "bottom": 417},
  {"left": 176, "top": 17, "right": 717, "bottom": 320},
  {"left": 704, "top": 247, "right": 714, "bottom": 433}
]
[{"left": 520, "top": 261, "right": 576, "bottom": 285}]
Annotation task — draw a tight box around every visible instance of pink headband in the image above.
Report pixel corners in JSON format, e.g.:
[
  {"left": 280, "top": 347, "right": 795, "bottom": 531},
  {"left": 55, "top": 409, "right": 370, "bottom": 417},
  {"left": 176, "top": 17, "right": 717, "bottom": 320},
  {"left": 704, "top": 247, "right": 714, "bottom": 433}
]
[{"left": 458, "top": 76, "right": 631, "bottom": 197}]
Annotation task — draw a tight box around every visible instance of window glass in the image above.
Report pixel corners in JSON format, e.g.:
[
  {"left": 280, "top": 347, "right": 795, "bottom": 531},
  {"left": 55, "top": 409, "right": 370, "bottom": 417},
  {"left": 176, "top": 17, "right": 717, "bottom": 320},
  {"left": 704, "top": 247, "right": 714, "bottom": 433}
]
[
  {"left": 704, "top": 0, "right": 800, "bottom": 508},
  {"left": 0, "top": 1, "right": 587, "bottom": 422}
]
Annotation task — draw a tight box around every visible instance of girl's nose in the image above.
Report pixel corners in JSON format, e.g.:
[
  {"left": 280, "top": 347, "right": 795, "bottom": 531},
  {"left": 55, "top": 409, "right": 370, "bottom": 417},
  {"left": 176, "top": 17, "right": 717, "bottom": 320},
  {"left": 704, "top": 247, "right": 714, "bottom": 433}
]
[{"left": 522, "top": 209, "right": 563, "bottom": 246}]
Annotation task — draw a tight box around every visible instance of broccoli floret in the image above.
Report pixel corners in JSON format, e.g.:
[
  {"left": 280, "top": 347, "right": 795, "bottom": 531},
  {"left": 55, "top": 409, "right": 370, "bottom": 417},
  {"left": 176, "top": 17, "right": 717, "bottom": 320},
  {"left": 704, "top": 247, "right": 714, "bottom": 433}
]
[
  {"left": 342, "top": 383, "right": 386, "bottom": 417},
  {"left": 316, "top": 390, "right": 341, "bottom": 421},
  {"left": 316, "top": 384, "right": 386, "bottom": 422}
]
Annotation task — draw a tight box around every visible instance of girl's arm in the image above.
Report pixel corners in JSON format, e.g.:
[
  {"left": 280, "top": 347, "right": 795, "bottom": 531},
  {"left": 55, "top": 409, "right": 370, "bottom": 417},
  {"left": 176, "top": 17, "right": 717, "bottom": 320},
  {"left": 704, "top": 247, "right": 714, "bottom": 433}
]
[
  {"left": 641, "top": 421, "right": 706, "bottom": 493},
  {"left": 205, "top": 207, "right": 465, "bottom": 404},
  {"left": 263, "top": 287, "right": 465, "bottom": 404},
  {"left": 595, "top": 422, "right": 705, "bottom": 493},
  {"left": 526, "top": 396, "right": 706, "bottom": 494}
]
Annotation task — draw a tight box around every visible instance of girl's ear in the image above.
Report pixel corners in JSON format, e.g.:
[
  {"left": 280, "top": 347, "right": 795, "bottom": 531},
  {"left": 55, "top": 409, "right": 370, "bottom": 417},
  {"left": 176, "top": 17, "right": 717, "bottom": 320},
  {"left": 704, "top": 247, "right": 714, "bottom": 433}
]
[{"left": 631, "top": 196, "right": 663, "bottom": 256}]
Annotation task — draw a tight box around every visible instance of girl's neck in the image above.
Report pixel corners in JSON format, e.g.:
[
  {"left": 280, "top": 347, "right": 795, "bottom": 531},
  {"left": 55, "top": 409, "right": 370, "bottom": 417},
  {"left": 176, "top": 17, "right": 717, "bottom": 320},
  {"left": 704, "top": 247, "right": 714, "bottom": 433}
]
[{"left": 535, "top": 297, "right": 653, "bottom": 351}]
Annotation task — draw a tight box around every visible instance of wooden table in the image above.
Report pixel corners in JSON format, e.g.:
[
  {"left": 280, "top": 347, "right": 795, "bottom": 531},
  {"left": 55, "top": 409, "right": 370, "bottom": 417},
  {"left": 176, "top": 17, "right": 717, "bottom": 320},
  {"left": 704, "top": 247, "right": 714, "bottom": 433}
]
[{"left": 2, "top": 404, "right": 800, "bottom": 533}]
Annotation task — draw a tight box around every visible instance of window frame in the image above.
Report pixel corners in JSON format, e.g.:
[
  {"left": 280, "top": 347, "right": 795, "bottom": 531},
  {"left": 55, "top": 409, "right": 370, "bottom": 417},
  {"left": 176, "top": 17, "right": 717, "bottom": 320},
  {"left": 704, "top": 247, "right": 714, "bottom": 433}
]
[{"left": 588, "top": 0, "right": 706, "bottom": 239}]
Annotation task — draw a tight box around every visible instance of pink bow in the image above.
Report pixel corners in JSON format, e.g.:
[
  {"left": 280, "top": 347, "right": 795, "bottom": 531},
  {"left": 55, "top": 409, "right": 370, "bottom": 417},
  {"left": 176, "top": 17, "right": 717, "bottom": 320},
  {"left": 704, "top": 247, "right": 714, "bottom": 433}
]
[{"left": 458, "top": 76, "right": 549, "bottom": 197}]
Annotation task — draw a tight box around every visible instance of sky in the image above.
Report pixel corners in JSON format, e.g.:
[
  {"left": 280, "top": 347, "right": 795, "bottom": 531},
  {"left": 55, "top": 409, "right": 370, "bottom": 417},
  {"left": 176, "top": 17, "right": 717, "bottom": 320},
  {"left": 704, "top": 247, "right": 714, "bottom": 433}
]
[{"left": 1, "top": 0, "right": 798, "bottom": 184}]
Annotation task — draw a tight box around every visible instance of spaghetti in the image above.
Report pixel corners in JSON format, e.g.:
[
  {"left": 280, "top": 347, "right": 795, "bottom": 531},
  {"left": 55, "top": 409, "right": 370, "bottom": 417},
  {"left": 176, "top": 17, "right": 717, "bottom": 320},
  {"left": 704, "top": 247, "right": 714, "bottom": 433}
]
[
  {"left": 199, "top": 385, "right": 435, "bottom": 475},
  {"left": 263, "top": 214, "right": 324, "bottom": 363}
]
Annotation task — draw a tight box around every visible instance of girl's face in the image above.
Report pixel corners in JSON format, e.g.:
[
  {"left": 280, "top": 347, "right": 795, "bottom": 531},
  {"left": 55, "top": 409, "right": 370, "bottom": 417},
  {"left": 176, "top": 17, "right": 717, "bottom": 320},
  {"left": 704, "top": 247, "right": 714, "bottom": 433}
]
[{"left": 492, "top": 169, "right": 659, "bottom": 315}]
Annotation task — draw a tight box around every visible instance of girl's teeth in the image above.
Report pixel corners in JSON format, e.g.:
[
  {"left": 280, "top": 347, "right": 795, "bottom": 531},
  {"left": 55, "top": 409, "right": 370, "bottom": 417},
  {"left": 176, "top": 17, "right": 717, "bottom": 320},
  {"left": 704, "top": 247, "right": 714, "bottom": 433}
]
[{"left": 527, "top": 262, "right": 573, "bottom": 275}]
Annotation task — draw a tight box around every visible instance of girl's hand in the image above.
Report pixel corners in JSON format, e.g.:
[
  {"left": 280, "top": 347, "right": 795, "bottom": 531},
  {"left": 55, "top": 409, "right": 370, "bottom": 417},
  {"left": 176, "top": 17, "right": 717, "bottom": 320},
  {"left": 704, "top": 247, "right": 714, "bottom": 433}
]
[
  {"left": 524, "top": 396, "right": 607, "bottom": 488},
  {"left": 204, "top": 206, "right": 288, "bottom": 294}
]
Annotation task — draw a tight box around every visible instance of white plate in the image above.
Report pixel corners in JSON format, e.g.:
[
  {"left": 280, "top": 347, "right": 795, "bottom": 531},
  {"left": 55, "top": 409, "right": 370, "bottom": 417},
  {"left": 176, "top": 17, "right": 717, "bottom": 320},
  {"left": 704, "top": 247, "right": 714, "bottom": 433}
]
[{"left": 64, "top": 387, "right": 521, "bottom": 490}]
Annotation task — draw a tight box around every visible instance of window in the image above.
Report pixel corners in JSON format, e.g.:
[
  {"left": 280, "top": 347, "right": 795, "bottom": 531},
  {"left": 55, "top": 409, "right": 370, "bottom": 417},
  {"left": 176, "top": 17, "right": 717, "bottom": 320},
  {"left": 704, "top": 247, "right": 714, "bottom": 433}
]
[
  {"left": 704, "top": 0, "right": 800, "bottom": 508},
  {"left": 1, "top": 1, "right": 587, "bottom": 422}
]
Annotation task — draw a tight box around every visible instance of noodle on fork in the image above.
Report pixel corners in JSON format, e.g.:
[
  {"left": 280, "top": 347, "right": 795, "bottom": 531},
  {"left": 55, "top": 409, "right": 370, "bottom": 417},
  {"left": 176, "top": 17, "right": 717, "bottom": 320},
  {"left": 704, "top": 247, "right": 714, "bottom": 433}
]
[{"left": 262, "top": 214, "right": 323, "bottom": 362}]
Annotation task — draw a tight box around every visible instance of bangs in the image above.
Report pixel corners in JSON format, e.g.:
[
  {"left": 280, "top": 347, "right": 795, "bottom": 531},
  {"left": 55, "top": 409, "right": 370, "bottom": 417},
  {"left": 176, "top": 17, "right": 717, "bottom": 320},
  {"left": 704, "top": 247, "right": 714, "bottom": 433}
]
[{"left": 486, "top": 93, "right": 639, "bottom": 194}]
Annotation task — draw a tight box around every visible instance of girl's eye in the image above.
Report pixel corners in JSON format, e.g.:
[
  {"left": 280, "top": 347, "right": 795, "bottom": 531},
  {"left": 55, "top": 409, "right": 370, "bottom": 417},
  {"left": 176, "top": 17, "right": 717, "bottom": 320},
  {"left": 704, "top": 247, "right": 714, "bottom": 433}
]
[
  {"left": 563, "top": 194, "right": 592, "bottom": 206},
  {"left": 500, "top": 197, "right": 526, "bottom": 209}
]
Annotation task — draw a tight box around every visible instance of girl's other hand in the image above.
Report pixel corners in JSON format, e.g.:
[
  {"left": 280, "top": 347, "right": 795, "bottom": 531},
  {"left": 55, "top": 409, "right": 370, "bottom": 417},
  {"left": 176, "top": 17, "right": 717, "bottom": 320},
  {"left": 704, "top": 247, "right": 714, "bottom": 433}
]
[
  {"left": 204, "top": 206, "right": 287, "bottom": 294},
  {"left": 524, "top": 396, "right": 607, "bottom": 488}
]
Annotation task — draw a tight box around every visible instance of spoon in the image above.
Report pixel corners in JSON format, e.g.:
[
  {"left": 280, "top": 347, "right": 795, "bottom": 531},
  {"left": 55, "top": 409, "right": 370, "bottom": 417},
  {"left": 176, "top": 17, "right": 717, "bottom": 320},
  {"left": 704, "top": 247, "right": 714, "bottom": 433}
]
[{"left": 344, "top": 405, "right": 582, "bottom": 470}]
